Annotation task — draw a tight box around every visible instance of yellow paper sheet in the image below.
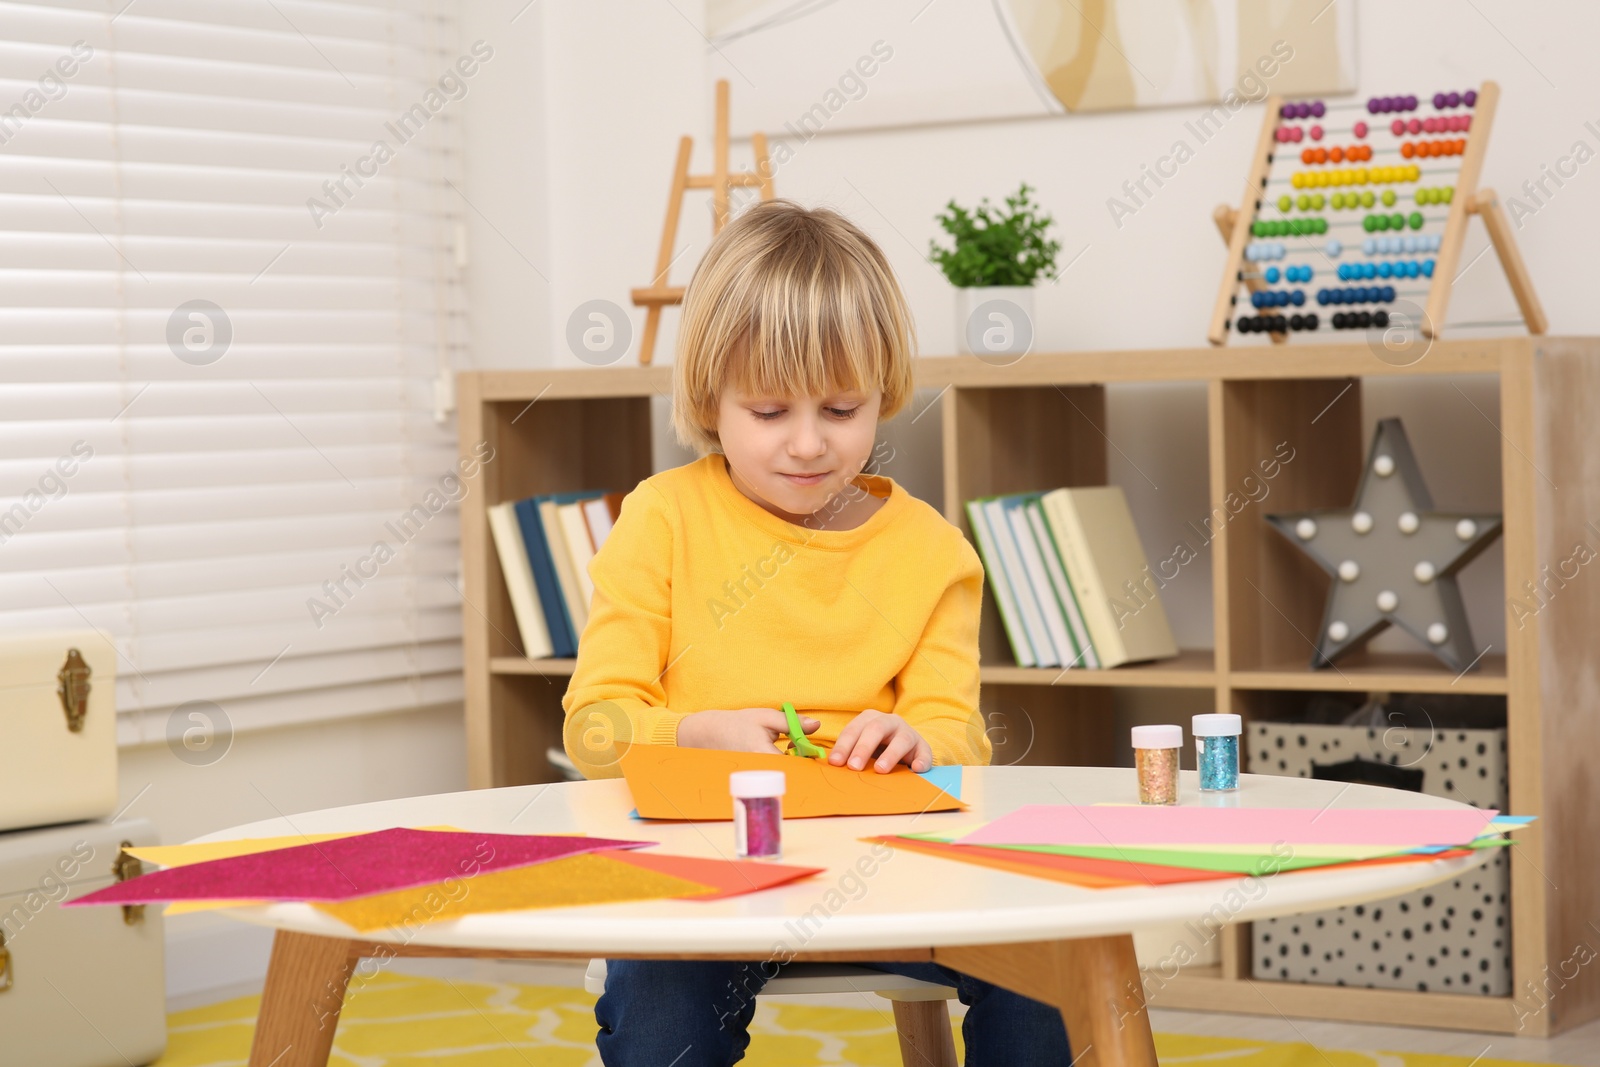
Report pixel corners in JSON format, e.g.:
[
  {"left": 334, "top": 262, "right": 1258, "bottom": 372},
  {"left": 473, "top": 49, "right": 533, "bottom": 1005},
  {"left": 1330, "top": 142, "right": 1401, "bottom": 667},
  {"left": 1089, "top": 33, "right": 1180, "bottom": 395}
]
[{"left": 311, "top": 852, "right": 713, "bottom": 932}]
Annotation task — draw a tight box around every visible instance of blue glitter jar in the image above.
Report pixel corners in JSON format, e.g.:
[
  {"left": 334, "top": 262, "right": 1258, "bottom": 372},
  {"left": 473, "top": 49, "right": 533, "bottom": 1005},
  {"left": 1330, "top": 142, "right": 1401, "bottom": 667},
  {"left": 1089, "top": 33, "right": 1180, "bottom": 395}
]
[{"left": 1193, "top": 713, "right": 1242, "bottom": 792}]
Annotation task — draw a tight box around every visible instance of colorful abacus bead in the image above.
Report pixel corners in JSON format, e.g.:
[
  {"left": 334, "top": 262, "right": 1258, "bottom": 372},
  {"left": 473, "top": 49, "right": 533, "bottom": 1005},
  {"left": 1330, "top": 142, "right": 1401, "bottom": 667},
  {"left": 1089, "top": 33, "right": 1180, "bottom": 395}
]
[
  {"left": 1370, "top": 95, "right": 1418, "bottom": 113},
  {"left": 1330, "top": 310, "right": 1390, "bottom": 330},
  {"left": 1317, "top": 285, "right": 1396, "bottom": 307},
  {"left": 1236, "top": 313, "right": 1319, "bottom": 334},
  {"left": 1251, "top": 288, "right": 1306, "bottom": 309},
  {"left": 1353, "top": 121, "right": 1368, "bottom": 138}
]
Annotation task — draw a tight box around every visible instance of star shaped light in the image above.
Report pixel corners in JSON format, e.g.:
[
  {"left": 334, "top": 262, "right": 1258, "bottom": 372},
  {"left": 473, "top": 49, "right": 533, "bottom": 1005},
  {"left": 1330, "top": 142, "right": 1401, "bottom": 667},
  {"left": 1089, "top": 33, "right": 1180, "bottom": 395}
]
[{"left": 1266, "top": 418, "right": 1502, "bottom": 672}]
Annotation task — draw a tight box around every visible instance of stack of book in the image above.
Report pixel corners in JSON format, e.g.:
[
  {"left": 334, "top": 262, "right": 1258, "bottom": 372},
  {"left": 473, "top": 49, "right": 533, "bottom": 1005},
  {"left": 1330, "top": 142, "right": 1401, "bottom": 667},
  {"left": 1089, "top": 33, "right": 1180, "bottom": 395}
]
[
  {"left": 965, "top": 486, "right": 1177, "bottom": 669},
  {"left": 487, "top": 490, "right": 624, "bottom": 659}
]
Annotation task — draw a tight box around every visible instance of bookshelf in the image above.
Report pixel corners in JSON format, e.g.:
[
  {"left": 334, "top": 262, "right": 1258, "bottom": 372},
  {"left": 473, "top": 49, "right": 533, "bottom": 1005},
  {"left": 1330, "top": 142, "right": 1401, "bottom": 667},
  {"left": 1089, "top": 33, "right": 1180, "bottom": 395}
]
[{"left": 456, "top": 336, "right": 1600, "bottom": 1036}]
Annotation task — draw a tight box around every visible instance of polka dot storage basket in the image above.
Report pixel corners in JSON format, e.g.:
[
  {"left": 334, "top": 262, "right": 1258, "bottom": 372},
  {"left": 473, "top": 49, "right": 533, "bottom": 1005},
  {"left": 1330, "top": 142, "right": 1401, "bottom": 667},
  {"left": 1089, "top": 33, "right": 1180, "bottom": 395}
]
[{"left": 1250, "top": 716, "right": 1509, "bottom": 997}]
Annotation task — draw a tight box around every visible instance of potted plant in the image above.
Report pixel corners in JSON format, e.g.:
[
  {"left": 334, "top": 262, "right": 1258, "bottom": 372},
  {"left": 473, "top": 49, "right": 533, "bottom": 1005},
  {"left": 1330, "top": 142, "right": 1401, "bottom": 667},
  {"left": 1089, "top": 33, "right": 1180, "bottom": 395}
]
[{"left": 928, "top": 182, "right": 1061, "bottom": 361}]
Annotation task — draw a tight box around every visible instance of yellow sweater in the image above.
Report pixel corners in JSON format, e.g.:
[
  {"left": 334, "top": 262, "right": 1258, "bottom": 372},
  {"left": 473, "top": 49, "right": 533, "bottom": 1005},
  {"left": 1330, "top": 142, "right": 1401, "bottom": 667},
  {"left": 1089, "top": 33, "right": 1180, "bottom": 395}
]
[{"left": 560, "top": 453, "right": 990, "bottom": 778}]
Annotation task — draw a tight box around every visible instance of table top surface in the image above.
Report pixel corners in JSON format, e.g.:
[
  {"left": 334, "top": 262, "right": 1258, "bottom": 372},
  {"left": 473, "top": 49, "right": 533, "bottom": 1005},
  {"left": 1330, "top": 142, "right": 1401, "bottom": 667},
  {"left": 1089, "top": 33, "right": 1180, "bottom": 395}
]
[{"left": 199, "top": 765, "right": 1493, "bottom": 954}]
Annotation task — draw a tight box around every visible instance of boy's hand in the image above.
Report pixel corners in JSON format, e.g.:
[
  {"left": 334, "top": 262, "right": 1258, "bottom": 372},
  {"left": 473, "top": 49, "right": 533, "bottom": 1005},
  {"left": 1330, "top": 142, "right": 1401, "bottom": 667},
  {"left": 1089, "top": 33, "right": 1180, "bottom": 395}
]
[
  {"left": 678, "top": 708, "right": 819, "bottom": 754},
  {"left": 829, "top": 709, "right": 932, "bottom": 774}
]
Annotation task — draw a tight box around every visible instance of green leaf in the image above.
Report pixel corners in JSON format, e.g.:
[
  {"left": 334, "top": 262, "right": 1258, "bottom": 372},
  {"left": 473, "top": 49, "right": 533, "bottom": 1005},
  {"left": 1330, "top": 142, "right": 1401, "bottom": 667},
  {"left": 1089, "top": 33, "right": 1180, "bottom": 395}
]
[{"left": 928, "top": 182, "right": 1062, "bottom": 287}]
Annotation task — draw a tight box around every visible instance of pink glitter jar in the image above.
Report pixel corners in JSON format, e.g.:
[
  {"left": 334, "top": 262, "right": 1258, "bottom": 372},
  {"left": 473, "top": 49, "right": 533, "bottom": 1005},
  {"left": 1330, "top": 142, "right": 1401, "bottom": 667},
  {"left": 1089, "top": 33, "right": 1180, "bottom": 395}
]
[{"left": 730, "top": 770, "right": 786, "bottom": 859}]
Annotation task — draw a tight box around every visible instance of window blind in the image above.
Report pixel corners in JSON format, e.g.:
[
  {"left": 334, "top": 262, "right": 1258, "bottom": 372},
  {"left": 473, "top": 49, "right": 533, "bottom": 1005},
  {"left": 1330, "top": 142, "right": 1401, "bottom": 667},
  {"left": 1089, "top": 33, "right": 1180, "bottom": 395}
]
[{"left": 0, "top": 0, "right": 474, "bottom": 745}]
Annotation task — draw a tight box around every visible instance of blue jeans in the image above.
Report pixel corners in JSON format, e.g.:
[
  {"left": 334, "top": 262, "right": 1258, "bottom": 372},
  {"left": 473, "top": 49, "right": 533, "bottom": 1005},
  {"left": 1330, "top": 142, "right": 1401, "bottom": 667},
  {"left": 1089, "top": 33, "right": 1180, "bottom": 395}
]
[{"left": 594, "top": 958, "right": 1072, "bottom": 1066}]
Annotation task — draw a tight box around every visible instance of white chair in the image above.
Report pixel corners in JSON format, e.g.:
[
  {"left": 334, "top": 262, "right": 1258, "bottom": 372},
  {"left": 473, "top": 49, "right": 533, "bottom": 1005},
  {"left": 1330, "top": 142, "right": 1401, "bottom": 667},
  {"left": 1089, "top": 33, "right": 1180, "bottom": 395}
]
[{"left": 584, "top": 958, "right": 959, "bottom": 1067}]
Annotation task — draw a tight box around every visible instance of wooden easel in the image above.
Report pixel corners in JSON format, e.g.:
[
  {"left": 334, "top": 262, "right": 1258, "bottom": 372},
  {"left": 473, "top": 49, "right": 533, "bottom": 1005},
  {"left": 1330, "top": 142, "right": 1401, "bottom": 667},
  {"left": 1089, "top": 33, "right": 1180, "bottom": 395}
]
[
  {"left": 631, "top": 79, "right": 776, "bottom": 365},
  {"left": 1208, "top": 80, "right": 1546, "bottom": 345}
]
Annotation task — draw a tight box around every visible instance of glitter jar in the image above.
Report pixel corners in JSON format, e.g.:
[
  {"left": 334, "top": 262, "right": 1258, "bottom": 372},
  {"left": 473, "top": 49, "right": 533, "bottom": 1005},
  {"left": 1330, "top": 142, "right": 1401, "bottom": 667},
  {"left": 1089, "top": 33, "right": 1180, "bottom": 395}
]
[
  {"left": 1192, "top": 713, "right": 1242, "bottom": 792},
  {"left": 1131, "top": 725, "right": 1182, "bottom": 805},
  {"left": 730, "top": 770, "right": 786, "bottom": 859}
]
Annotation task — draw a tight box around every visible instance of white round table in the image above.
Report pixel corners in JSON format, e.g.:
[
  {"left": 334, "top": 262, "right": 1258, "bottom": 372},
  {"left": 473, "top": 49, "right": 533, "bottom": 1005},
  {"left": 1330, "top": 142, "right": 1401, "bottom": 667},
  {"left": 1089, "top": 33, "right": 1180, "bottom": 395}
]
[{"left": 218, "top": 766, "right": 1491, "bottom": 1067}]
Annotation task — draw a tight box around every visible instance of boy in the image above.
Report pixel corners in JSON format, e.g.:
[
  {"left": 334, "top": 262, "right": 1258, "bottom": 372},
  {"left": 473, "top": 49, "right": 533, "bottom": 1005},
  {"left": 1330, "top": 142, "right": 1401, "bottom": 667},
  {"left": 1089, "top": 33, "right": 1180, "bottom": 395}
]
[{"left": 562, "top": 199, "right": 1071, "bottom": 1065}]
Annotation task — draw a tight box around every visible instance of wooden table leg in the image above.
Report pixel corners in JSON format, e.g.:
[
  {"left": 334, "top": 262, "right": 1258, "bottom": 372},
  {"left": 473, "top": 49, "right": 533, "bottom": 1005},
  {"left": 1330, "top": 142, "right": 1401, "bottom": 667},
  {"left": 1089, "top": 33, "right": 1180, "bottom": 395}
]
[
  {"left": 935, "top": 934, "right": 1156, "bottom": 1067},
  {"left": 888, "top": 999, "right": 959, "bottom": 1067},
  {"left": 248, "top": 930, "right": 360, "bottom": 1067}
]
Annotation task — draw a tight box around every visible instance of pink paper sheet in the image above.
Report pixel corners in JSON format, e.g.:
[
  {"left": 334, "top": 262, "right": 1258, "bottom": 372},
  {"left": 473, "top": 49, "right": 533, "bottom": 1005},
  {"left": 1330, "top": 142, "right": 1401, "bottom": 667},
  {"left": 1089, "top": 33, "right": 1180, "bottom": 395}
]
[
  {"left": 66, "top": 828, "right": 654, "bottom": 905},
  {"left": 957, "top": 805, "right": 1498, "bottom": 848}
]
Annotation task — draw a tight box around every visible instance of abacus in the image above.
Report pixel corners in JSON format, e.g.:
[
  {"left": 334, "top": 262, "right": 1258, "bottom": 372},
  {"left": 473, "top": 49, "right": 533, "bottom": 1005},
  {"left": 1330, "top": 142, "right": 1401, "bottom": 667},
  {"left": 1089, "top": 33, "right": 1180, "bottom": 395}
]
[{"left": 1207, "top": 81, "right": 1546, "bottom": 346}]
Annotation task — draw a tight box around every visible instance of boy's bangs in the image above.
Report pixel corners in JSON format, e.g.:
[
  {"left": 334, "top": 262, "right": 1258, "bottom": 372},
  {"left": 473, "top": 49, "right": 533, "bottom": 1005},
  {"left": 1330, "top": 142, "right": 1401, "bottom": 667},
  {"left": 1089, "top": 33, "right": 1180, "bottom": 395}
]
[{"left": 724, "top": 277, "right": 884, "bottom": 402}]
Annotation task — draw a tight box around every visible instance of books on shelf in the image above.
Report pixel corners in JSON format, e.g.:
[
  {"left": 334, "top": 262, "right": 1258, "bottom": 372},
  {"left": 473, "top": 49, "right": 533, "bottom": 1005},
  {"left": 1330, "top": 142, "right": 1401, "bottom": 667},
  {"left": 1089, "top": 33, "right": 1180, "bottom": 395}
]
[
  {"left": 487, "top": 490, "right": 624, "bottom": 659},
  {"left": 966, "top": 486, "right": 1177, "bottom": 669}
]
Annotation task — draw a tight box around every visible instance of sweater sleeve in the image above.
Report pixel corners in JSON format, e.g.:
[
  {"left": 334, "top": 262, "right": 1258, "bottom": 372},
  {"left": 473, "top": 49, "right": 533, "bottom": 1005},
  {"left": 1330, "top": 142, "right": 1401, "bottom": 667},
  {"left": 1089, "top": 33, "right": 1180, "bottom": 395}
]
[
  {"left": 560, "top": 482, "right": 687, "bottom": 779},
  {"left": 891, "top": 536, "right": 991, "bottom": 766}
]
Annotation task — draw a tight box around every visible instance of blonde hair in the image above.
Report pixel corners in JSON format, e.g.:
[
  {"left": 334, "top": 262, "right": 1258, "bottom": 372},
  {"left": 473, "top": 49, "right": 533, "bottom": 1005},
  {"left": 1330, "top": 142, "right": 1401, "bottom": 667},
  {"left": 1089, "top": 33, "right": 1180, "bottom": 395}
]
[{"left": 670, "top": 199, "right": 917, "bottom": 456}]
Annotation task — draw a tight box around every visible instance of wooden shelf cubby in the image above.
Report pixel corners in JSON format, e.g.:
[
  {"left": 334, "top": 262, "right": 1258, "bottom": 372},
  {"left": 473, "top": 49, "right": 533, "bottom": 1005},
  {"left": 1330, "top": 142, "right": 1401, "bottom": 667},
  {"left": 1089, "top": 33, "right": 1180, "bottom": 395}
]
[{"left": 457, "top": 336, "right": 1600, "bottom": 1035}]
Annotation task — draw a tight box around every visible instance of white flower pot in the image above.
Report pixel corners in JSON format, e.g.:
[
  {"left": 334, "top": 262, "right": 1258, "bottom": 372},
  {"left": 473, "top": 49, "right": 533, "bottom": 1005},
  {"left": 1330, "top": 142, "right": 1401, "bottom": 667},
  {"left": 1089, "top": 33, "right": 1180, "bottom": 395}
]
[{"left": 953, "top": 285, "right": 1036, "bottom": 362}]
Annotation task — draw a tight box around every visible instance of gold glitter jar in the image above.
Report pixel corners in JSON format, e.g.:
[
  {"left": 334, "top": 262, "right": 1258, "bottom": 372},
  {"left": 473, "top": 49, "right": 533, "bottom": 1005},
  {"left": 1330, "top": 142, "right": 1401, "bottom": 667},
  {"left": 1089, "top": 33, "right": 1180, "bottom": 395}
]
[{"left": 1132, "top": 724, "right": 1183, "bottom": 805}]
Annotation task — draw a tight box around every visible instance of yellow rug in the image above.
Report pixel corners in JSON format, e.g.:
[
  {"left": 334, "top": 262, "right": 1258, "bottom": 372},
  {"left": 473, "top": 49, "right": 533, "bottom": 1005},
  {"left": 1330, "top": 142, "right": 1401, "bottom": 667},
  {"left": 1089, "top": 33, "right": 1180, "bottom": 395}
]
[{"left": 153, "top": 972, "right": 1562, "bottom": 1067}]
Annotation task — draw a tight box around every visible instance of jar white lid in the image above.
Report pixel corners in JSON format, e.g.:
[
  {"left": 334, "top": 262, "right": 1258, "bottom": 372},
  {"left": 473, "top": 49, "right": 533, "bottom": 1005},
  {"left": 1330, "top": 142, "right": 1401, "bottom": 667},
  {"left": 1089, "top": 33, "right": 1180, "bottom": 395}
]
[
  {"left": 729, "top": 769, "right": 787, "bottom": 798},
  {"left": 1192, "top": 713, "right": 1243, "bottom": 737},
  {"left": 1131, "top": 724, "right": 1183, "bottom": 749}
]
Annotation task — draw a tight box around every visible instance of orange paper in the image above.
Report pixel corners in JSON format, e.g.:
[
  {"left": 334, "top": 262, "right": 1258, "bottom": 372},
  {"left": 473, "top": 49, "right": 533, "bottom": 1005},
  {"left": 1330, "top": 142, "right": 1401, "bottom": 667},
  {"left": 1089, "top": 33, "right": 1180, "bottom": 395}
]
[
  {"left": 606, "top": 850, "right": 824, "bottom": 899},
  {"left": 872, "top": 835, "right": 1153, "bottom": 888},
  {"left": 871, "top": 836, "right": 1480, "bottom": 890},
  {"left": 311, "top": 852, "right": 713, "bottom": 932},
  {"left": 621, "top": 746, "right": 964, "bottom": 821}
]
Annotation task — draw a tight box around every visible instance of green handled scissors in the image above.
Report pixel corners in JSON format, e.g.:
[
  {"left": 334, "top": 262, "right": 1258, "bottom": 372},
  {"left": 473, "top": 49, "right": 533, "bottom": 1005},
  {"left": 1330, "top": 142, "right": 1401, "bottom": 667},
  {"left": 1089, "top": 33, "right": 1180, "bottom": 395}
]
[{"left": 781, "top": 700, "right": 825, "bottom": 758}]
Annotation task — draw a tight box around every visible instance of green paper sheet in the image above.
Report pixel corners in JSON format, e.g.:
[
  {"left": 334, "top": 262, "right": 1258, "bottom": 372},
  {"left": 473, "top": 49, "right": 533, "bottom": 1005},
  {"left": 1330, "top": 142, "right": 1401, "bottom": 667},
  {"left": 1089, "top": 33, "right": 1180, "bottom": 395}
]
[{"left": 895, "top": 832, "right": 1510, "bottom": 874}]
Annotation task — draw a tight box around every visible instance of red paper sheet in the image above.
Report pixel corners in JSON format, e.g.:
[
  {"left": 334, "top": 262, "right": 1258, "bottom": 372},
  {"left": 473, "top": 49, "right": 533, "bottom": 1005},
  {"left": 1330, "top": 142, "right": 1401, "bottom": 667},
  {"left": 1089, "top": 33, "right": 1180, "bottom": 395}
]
[
  {"left": 65, "top": 828, "right": 654, "bottom": 905},
  {"left": 605, "top": 850, "right": 824, "bottom": 899}
]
